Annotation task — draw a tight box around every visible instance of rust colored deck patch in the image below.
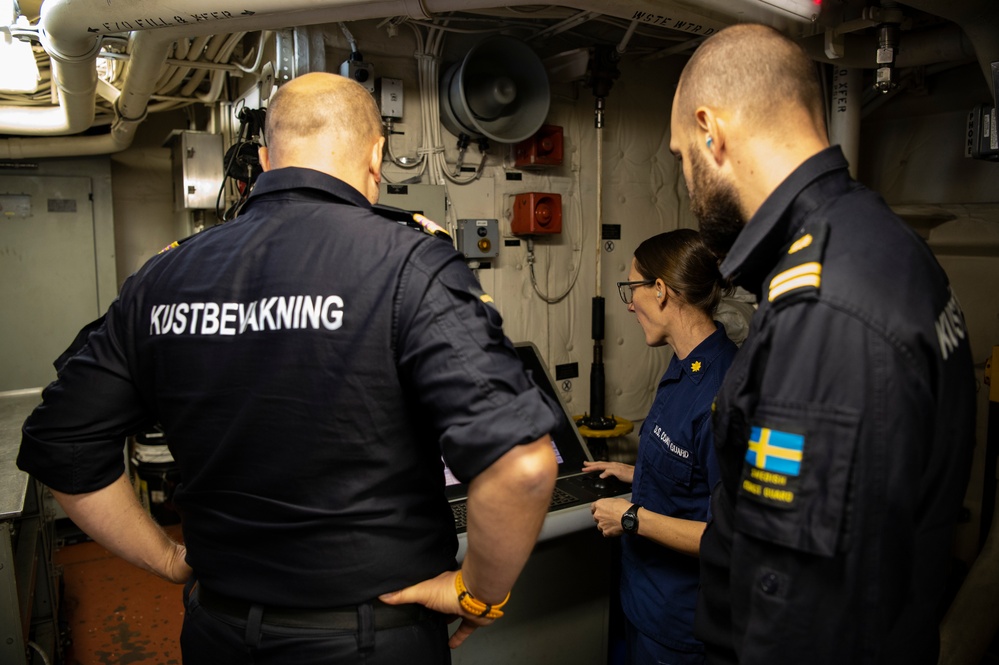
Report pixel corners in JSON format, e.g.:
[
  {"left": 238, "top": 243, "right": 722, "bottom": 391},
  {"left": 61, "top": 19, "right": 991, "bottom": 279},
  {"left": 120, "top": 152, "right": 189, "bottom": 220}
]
[{"left": 54, "top": 524, "right": 185, "bottom": 665}]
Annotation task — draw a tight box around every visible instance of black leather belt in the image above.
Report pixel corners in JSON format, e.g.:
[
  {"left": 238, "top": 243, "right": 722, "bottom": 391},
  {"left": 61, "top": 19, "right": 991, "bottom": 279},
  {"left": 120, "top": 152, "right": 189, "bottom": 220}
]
[{"left": 196, "top": 584, "right": 427, "bottom": 631}]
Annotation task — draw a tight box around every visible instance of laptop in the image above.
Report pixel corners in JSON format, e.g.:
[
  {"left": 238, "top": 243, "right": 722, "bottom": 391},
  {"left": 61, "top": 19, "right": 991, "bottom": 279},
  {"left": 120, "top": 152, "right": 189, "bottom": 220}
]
[{"left": 445, "top": 341, "right": 632, "bottom": 533}]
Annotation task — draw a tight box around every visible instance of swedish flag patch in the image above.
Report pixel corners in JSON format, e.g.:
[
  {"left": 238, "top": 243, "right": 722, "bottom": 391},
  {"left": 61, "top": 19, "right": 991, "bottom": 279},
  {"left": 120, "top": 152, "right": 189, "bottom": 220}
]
[{"left": 745, "top": 426, "right": 804, "bottom": 476}]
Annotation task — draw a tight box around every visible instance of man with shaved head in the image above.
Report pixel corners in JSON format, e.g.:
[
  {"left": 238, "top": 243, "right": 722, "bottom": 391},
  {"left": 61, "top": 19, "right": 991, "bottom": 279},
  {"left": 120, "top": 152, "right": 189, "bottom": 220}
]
[
  {"left": 669, "top": 24, "right": 975, "bottom": 664},
  {"left": 18, "top": 72, "right": 559, "bottom": 664}
]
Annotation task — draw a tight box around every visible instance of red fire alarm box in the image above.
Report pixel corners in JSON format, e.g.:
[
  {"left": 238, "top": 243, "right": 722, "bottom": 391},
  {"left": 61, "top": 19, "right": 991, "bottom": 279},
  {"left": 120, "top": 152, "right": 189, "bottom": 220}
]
[
  {"left": 514, "top": 124, "right": 564, "bottom": 168},
  {"left": 512, "top": 192, "right": 562, "bottom": 235}
]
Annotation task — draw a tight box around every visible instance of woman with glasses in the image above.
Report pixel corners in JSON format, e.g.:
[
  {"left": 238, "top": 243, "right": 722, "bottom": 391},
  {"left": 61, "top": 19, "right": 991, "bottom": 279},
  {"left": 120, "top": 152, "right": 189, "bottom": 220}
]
[{"left": 586, "top": 228, "right": 738, "bottom": 665}]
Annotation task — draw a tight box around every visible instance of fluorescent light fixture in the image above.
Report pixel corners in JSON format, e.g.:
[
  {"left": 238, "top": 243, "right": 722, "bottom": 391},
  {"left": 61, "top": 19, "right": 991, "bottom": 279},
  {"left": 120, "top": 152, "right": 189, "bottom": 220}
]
[{"left": 0, "top": 14, "right": 39, "bottom": 93}]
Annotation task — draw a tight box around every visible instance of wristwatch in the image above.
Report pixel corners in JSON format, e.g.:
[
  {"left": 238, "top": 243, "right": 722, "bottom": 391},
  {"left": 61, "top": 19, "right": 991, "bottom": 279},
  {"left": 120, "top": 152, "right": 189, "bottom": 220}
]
[{"left": 621, "top": 504, "right": 640, "bottom": 534}]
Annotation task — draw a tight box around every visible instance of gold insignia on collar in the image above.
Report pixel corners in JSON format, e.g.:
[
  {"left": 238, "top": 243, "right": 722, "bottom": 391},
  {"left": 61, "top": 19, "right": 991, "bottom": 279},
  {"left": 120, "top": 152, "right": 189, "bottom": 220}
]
[{"left": 691, "top": 360, "right": 702, "bottom": 373}]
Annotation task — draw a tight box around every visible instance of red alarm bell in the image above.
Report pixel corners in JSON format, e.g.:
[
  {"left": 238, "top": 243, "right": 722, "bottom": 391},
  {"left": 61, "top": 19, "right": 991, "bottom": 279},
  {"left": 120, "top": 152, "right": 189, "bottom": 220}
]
[
  {"left": 511, "top": 192, "right": 562, "bottom": 235},
  {"left": 514, "top": 124, "right": 564, "bottom": 169}
]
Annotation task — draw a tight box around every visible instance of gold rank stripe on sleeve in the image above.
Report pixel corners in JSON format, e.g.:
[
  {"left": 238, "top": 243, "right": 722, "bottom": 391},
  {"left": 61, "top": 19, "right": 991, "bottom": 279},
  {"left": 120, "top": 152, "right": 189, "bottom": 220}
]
[{"left": 768, "top": 262, "right": 822, "bottom": 302}]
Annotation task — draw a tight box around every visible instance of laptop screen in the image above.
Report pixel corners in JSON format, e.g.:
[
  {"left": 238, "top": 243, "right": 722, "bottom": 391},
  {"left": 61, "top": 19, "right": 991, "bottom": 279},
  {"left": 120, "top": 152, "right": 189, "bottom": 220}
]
[{"left": 444, "top": 342, "right": 592, "bottom": 500}]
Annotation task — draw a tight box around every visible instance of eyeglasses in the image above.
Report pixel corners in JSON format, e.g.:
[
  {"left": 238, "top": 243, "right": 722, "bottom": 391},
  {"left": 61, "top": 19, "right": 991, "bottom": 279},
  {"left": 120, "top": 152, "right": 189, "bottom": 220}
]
[{"left": 616, "top": 279, "right": 655, "bottom": 305}]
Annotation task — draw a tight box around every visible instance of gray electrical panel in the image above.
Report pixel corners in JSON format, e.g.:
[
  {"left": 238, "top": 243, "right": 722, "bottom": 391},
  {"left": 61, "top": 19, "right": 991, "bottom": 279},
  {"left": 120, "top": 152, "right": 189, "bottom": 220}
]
[
  {"left": 166, "top": 131, "right": 225, "bottom": 210},
  {"left": 378, "top": 183, "right": 446, "bottom": 226}
]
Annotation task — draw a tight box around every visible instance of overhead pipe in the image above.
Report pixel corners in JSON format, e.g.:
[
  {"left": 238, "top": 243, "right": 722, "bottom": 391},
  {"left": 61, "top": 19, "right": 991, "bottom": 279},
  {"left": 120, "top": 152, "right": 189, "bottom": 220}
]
[
  {"left": 800, "top": 24, "right": 977, "bottom": 69},
  {"left": 895, "top": 0, "right": 999, "bottom": 101},
  {"left": 0, "top": 0, "right": 729, "bottom": 158},
  {"left": 828, "top": 66, "right": 861, "bottom": 178},
  {"left": 100, "top": 51, "right": 250, "bottom": 75},
  {"left": 0, "top": 29, "right": 99, "bottom": 134},
  {"left": 0, "top": 29, "right": 174, "bottom": 158},
  {"left": 179, "top": 33, "right": 242, "bottom": 97},
  {"left": 616, "top": 19, "right": 639, "bottom": 54},
  {"left": 0, "top": 0, "right": 436, "bottom": 140},
  {"left": 156, "top": 35, "right": 216, "bottom": 94}
]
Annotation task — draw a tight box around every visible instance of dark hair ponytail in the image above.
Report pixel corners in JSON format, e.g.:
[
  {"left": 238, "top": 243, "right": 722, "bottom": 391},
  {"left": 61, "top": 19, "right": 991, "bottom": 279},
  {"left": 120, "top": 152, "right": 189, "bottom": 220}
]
[{"left": 633, "top": 228, "right": 727, "bottom": 315}]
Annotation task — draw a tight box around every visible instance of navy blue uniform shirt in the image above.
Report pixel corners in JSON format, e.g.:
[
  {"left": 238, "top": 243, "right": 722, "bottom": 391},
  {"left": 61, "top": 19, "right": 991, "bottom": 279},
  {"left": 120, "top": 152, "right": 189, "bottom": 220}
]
[
  {"left": 622, "top": 322, "right": 736, "bottom": 656},
  {"left": 18, "top": 167, "right": 559, "bottom": 607},
  {"left": 695, "top": 147, "right": 975, "bottom": 664}
]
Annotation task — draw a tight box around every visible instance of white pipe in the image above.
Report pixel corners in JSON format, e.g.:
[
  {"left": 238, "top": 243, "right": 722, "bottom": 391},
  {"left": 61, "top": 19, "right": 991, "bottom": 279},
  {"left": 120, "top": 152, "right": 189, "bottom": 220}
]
[
  {"left": 0, "top": 133, "right": 126, "bottom": 158},
  {"left": 616, "top": 19, "right": 639, "bottom": 54},
  {"left": 828, "top": 66, "right": 861, "bottom": 179},
  {"left": 534, "top": 10, "right": 597, "bottom": 41},
  {"left": 176, "top": 34, "right": 230, "bottom": 96},
  {"left": 0, "top": 29, "right": 173, "bottom": 158},
  {"left": 595, "top": 111, "right": 603, "bottom": 299},
  {"left": 0, "top": 28, "right": 99, "bottom": 134},
  {"left": 157, "top": 35, "right": 213, "bottom": 94},
  {"left": 116, "top": 31, "right": 174, "bottom": 128},
  {"left": 339, "top": 22, "right": 359, "bottom": 53},
  {"left": 101, "top": 52, "right": 248, "bottom": 73},
  {"left": 234, "top": 30, "right": 271, "bottom": 74},
  {"left": 799, "top": 24, "right": 977, "bottom": 70},
  {"left": 96, "top": 77, "right": 120, "bottom": 104},
  {"left": 0, "top": 0, "right": 424, "bottom": 138},
  {"left": 0, "top": 0, "right": 732, "bottom": 157},
  {"left": 195, "top": 34, "right": 246, "bottom": 103}
]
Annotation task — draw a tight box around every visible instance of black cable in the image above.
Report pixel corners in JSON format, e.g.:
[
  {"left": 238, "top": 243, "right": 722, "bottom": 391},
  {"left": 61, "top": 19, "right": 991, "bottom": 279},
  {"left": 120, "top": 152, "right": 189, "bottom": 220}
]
[{"left": 215, "top": 107, "right": 266, "bottom": 222}]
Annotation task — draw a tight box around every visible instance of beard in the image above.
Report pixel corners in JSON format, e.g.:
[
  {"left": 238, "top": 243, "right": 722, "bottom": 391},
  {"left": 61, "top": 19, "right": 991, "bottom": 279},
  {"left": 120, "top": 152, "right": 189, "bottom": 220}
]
[{"left": 687, "top": 144, "right": 746, "bottom": 261}]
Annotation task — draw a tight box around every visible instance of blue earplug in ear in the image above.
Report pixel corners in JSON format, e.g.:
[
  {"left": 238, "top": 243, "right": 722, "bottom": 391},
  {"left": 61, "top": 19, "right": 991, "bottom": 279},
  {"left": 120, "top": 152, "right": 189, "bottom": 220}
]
[{"left": 706, "top": 136, "right": 714, "bottom": 149}]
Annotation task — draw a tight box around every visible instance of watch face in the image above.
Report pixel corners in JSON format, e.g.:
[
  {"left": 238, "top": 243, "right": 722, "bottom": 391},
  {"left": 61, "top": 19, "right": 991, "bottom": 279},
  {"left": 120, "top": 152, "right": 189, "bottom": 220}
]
[{"left": 622, "top": 509, "right": 638, "bottom": 532}]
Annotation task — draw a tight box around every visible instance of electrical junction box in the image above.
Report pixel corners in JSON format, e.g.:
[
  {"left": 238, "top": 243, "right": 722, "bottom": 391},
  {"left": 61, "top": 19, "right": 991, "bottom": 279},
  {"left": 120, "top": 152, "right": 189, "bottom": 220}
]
[
  {"left": 378, "top": 183, "right": 446, "bottom": 228},
  {"left": 165, "top": 130, "right": 224, "bottom": 211},
  {"left": 967, "top": 104, "right": 999, "bottom": 161},
  {"left": 377, "top": 77, "right": 403, "bottom": 119},
  {"left": 457, "top": 219, "right": 499, "bottom": 259},
  {"left": 340, "top": 58, "right": 375, "bottom": 93},
  {"left": 0, "top": 194, "right": 31, "bottom": 218}
]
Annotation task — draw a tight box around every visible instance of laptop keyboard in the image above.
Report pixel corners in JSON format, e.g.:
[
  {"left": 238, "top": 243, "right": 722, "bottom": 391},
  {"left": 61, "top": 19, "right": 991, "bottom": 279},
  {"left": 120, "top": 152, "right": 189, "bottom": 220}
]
[
  {"left": 549, "top": 486, "right": 579, "bottom": 507},
  {"left": 452, "top": 501, "right": 468, "bottom": 530},
  {"left": 451, "top": 486, "right": 581, "bottom": 531}
]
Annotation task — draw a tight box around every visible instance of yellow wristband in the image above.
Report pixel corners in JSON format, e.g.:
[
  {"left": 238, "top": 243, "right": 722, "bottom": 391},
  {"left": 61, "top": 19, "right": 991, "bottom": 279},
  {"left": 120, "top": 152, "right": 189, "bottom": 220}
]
[{"left": 454, "top": 570, "right": 510, "bottom": 619}]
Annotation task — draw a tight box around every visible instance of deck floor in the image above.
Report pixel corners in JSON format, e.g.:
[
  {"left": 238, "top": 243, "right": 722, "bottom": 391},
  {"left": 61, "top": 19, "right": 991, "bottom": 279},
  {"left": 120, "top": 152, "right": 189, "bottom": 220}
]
[
  {"left": 47, "top": 521, "right": 999, "bottom": 665},
  {"left": 52, "top": 523, "right": 185, "bottom": 665}
]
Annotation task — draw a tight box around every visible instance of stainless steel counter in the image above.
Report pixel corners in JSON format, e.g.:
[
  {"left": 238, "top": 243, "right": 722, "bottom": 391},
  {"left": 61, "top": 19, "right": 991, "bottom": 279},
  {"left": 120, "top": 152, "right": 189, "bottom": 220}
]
[{"left": 0, "top": 389, "right": 42, "bottom": 520}]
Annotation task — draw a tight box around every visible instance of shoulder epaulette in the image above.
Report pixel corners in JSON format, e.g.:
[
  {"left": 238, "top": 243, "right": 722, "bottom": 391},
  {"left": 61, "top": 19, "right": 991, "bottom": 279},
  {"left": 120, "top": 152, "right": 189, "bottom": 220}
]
[
  {"left": 372, "top": 203, "right": 452, "bottom": 243},
  {"left": 371, "top": 203, "right": 415, "bottom": 224},
  {"left": 767, "top": 220, "right": 829, "bottom": 304},
  {"left": 157, "top": 232, "right": 198, "bottom": 254}
]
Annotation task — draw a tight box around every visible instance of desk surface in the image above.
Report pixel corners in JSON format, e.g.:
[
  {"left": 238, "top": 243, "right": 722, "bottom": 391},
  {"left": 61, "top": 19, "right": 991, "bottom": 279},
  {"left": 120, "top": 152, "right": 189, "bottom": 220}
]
[
  {"left": 0, "top": 389, "right": 42, "bottom": 520},
  {"left": 456, "top": 493, "right": 629, "bottom": 562}
]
